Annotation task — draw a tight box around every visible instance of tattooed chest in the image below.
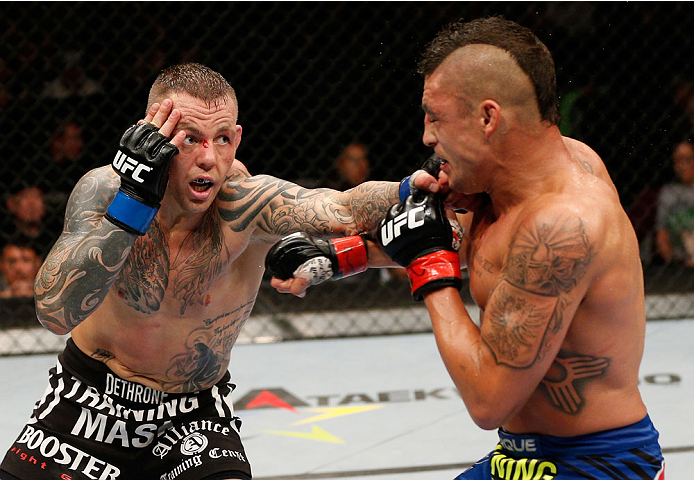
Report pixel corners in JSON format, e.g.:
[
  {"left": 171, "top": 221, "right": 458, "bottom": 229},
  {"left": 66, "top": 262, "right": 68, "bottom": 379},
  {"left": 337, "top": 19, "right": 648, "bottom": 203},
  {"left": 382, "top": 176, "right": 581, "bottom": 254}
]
[{"left": 113, "top": 217, "right": 232, "bottom": 315}]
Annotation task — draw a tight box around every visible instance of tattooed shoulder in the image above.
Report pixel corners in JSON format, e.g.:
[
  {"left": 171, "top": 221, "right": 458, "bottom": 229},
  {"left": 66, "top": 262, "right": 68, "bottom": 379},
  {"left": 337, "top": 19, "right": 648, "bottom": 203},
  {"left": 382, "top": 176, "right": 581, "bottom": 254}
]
[
  {"left": 482, "top": 211, "right": 596, "bottom": 368},
  {"left": 504, "top": 213, "right": 595, "bottom": 297}
]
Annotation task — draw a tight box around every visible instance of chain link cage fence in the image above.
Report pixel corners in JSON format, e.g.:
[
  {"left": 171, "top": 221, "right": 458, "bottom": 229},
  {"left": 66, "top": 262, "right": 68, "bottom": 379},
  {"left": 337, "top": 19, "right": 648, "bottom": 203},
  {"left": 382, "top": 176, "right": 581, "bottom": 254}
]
[{"left": 2, "top": 2, "right": 694, "bottom": 355}]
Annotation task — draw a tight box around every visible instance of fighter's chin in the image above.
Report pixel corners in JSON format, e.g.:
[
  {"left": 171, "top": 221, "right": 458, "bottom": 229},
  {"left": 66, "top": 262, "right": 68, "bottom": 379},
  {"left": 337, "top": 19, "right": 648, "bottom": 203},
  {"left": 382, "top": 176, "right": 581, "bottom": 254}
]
[
  {"left": 184, "top": 200, "right": 213, "bottom": 214},
  {"left": 177, "top": 192, "right": 216, "bottom": 214}
]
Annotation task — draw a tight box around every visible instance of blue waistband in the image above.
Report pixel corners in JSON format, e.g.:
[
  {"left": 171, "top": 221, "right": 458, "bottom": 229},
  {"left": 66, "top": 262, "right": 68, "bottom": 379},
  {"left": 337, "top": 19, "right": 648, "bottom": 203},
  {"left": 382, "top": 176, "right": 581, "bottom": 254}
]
[{"left": 497, "top": 415, "right": 660, "bottom": 457}]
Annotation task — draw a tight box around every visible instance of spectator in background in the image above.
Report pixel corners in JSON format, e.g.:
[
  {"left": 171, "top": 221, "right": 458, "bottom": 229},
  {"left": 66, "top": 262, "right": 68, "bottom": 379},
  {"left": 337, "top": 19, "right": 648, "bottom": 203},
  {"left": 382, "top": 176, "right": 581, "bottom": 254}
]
[
  {"left": 673, "top": 77, "right": 694, "bottom": 136},
  {"left": 320, "top": 143, "right": 407, "bottom": 284},
  {"left": 41, "top": 50, "right": 104, "bottom": 100},
  {"left": 50, "top": 119, "right": 84, "bottom": 165},
  {"left": 39, "top": 118, "right": 93, "bottom": 215},
  {"left": 2, "top": 184, "right": 57, "bottom": 258},
  {"left": 655, "top": 140, "right": 694, "bottom": 265},
  {"left": 0, "top": 239, "right": 41, "bottom": 298},
  {"left": 47, "top": 118, "right": 90, "bottom": 187},
  {"left": 322, "top": 143, "right": 371, "bottom": 190}
]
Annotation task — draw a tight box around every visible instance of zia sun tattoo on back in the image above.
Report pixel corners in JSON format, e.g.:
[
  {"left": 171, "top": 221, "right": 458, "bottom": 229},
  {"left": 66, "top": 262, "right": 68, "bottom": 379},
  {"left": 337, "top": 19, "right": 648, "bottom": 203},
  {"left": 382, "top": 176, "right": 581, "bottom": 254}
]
[{"left": 482, "top": 215, "right": 608, "bottom": 414}]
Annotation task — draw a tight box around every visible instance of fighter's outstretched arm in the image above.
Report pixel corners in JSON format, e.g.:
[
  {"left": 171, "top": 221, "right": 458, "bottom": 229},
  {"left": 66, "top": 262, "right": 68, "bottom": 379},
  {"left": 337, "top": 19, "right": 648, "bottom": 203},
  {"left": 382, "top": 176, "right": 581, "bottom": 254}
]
[{"left": 217, "top": 171, "right": 399, "bottom": 239}]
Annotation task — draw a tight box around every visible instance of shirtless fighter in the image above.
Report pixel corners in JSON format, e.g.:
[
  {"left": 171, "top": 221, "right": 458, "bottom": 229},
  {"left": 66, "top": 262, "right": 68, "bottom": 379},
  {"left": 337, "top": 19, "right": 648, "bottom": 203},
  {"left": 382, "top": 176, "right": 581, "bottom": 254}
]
[
  {"left": 0, "top": 63, "right": 400, "bottom": 480},
  {"left": 267, "top": 17, "right": 665, "bottom": 479}
]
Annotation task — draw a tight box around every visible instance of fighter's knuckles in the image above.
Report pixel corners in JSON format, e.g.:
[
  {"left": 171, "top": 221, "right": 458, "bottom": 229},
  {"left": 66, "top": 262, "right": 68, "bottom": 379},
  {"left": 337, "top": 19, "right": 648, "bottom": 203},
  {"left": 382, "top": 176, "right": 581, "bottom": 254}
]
[{"left": 292, "top": 257, "right": 333, "bottom": 286}]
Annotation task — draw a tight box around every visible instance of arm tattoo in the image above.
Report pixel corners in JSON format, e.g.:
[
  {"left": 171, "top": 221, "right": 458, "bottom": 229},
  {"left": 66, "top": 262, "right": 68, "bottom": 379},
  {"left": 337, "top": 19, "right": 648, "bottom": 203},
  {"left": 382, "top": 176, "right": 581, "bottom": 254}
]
[
  {"left": 483, "top": 215, "right": 594, "bottom": 368},
  {"left": 345, "top": 181, "right": 400, "bottom": 233},
  {"left": 35, "top": 170, "right": 136, "bottom": 333},
  {"left": 217, "top": 171, "right": 398, "bottom": 238}
]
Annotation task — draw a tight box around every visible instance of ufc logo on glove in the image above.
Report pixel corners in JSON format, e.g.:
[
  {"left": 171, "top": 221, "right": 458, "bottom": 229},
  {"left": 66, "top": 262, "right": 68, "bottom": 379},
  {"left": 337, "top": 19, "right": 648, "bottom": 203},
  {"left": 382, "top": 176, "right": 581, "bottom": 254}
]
[
  {"left": 113, "top": 151, "right": 153, "bottom": 184},
  {"left": 379, "top": 206, "right": 425, "bottom": 246}
]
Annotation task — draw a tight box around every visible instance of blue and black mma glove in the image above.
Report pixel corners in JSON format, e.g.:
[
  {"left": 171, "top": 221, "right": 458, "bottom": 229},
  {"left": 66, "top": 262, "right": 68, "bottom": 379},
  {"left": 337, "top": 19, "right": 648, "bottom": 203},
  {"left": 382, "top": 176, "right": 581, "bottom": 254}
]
[
  {"left": 400, "top": 153, "right": 470, "bottom": 213},
  {"left": 104, "top": 123, "right": 179, "bottom": 235},
  {"left": 265, "top": 233, "right": 369, "bottom": 285},
  {"left": 377, "top": 193, "right": 463, "bottom": 301},
  {"left": 399, "top": 153, "right": 441, "bottom": 202}
]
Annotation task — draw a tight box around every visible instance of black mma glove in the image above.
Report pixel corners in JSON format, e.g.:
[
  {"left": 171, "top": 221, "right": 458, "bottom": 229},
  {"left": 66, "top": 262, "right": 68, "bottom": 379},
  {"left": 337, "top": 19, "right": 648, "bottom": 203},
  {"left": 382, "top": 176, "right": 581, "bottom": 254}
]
[
  {"left": 377, "top": 193, "right": 463, "bottom": 301},
  {"left": 265, "top": 233, "right": 368, "bottom": 285},
  {"left": 399, "top": 153, "right": 469, "bottom": 213},
  {"left": 398, "top": 153, "right": 442, "bottom": 202},
  {"left": 104, "top": 123, "right": 179, "bottom": 235}
]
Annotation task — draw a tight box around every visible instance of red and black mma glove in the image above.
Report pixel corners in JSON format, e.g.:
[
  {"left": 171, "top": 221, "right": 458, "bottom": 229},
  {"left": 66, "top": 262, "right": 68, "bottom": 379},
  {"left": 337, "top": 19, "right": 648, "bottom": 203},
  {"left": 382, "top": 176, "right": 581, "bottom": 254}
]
[
  {"left": 104, "top": 123, "right": 179, "bottom": 236},
  {"left": 265, "top": 233, "right": 368, "bottom": 286},
  {"left": 377, "top": 193, "right": 463, "bottom": 301}
]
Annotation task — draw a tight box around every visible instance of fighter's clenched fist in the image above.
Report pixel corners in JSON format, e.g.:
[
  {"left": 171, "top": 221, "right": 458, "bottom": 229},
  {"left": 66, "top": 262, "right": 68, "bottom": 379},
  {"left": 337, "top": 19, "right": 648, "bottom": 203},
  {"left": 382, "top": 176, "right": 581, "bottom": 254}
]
[{"left": 377, "top": 193, "right": 462, "bottom": 300}]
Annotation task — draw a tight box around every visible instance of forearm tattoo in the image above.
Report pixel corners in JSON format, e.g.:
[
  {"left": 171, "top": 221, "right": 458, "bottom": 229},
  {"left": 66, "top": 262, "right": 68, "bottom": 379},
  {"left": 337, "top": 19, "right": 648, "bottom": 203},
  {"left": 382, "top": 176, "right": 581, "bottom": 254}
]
[
  {"left": 482, "top": 216, "right": 595, "bottom": 368},
  {"left": 35, "top": 171, "right": 136, "bottom": 332},
  {"left": 217, "top": 171, "right": 398, "bottom": 238}
]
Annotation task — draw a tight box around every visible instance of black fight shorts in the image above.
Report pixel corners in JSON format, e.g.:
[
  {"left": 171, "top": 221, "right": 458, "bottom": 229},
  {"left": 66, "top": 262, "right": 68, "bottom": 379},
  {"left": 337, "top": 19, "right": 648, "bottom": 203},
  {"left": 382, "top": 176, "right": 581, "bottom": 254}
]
[{"left": 0, "top": 338, "right": 252, "bottom": 480}]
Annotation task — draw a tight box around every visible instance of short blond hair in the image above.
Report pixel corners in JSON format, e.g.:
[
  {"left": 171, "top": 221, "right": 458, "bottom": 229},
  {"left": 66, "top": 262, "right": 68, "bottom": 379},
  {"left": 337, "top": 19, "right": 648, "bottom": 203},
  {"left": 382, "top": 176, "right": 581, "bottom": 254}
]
[{"left": 147, "top": 63, "right": 238, "bottom": 115}]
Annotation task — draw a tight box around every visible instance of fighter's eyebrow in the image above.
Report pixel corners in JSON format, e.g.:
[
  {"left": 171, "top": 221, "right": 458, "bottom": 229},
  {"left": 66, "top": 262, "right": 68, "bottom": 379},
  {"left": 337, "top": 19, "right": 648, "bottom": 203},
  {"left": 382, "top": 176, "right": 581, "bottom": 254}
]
[
  {"left": 421, "top": 103, "right": 435, "bottom": 115},
  {"left": 177, "top": 123, "right": 233, "bottom": 136},
  {"left": 176, "top": 124, "right": 202, "bottom": 136}
]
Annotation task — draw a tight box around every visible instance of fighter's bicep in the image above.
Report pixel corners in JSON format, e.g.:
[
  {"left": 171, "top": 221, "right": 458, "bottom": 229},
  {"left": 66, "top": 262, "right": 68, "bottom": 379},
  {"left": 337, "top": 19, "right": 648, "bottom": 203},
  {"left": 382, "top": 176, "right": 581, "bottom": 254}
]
[
  {"left": 217, "top": 173, "right": 347, "bottom": 237},
  {"left": 482, "top": 209, "right": 596, "bottom": 368},
  {"left": 481, "top": 280, "right": 559, "bottom": 368}
]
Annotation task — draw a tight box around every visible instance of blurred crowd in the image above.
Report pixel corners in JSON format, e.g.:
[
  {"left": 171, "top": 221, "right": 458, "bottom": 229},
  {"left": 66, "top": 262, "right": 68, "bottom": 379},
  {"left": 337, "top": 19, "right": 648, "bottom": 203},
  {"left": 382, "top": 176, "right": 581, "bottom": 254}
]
[{"left": 2, "top": 3, "right": 694, "bottom": 298}]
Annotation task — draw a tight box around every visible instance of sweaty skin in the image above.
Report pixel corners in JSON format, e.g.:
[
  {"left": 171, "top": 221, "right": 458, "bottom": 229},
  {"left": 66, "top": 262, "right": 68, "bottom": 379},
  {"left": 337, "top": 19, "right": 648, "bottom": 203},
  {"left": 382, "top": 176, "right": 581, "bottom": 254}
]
[
  {"left": 447, "top": 138, "right": 645, "bottom": 435},
  {"left": 35, "top": 93, "right": 398, "bottom": 393},
  {"left": 418, "top": 45, "right": 648, "bottom": 437}
]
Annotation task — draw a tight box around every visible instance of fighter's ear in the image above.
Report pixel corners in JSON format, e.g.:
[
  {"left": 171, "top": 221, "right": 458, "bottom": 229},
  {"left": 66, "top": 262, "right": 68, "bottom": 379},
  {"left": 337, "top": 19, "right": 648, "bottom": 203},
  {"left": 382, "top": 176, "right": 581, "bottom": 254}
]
[
  {"left": 233, "top": 125, "right": 243, "bottom": 149},
  {"left": 480, "top": 99, "right": 500, "bottom": 138}
]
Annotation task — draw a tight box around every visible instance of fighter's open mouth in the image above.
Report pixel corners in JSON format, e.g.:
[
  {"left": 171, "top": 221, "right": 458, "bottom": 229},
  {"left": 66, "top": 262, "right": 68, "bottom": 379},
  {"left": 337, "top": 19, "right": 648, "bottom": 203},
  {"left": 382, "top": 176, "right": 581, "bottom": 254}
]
[{"left": 190, "top": 179, "right": 213, "bottom": 192}]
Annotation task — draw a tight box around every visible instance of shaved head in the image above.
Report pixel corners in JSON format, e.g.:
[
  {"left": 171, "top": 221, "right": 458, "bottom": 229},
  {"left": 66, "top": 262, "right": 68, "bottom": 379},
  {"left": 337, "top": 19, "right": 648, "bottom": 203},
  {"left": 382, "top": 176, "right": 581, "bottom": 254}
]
[
  {"left": 148, "top": 63, "right": 238, "bottom": 121},
  {"left": 439, "top": 44, "right": 539, "bottom": 122},
  {"left": 419, "top": 17, "right": 560, "bottom": 125}
]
